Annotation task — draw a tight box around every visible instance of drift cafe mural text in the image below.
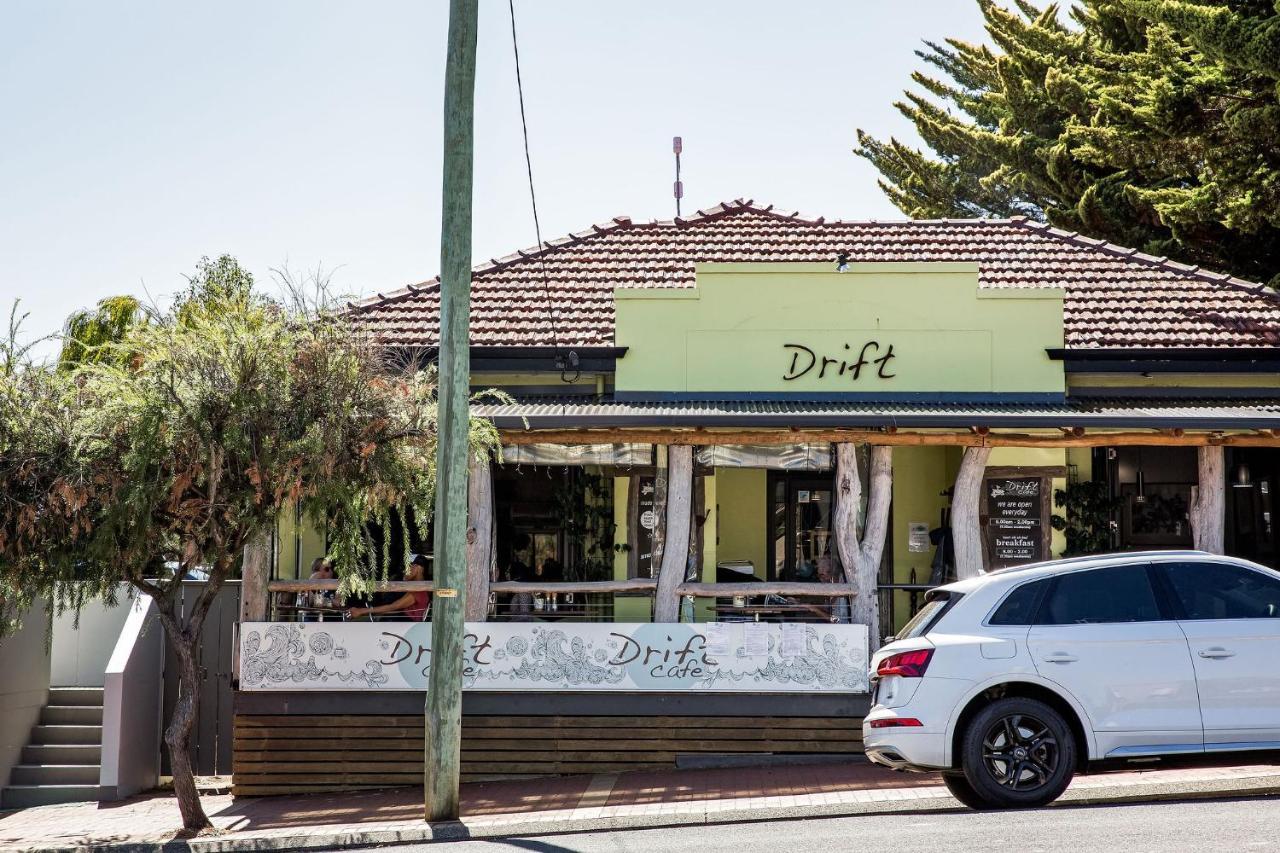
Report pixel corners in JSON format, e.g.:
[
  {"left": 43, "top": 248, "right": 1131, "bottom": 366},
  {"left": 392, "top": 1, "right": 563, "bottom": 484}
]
[{"left": 239, "top": 621, "right": 871, "bottom": 693}]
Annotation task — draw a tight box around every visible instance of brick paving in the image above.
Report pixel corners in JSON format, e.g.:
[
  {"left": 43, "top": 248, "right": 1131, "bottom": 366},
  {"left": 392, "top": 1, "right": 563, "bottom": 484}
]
[{"left": 1, "top": 761, "right": 1278, "bottom": 851}]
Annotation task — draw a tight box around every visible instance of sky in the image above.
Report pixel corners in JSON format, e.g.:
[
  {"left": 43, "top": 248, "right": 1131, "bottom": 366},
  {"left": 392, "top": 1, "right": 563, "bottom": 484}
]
[{"left": 1, "top": 1, "right": 989, "bottom": 356}]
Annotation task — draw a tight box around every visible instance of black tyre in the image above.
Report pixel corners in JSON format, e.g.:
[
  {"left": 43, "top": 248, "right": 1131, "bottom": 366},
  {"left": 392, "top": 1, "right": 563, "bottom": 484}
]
[
  {"left": 958, "top": 697, "right": 1076, "bottom": 809},
  {"left": 941, "top": 770, "right": 993, "bottom": 809}
]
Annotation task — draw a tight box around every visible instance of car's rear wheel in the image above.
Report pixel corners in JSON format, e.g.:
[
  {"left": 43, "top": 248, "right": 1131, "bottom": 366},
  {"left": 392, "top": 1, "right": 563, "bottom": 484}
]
[
  {"left": 941, "top": 770, "right": 992, "bottom": 809},
  {"left": 958, "top": 697, "right": 1075, "bottom": 809}
]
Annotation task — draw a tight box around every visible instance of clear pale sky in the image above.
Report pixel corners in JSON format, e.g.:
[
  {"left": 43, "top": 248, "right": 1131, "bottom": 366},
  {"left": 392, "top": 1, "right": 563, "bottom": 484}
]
[{"left": 1, "top": 2, "right": 988, "bottom": 353}]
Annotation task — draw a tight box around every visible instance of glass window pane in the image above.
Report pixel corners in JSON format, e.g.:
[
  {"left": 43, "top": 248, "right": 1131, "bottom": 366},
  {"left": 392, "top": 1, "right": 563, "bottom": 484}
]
[
  {"left": 897, "top": 593, "right": 955, "bottom": 639},
  {"left": 990, "top": 579, "right": 1049, "bottom": 625},
  {"left": 1041, "top": 566, "right": 1162, "bottom": 625},
  {"left": 1161, "top": 562, "right": 1280, "bottom": 620}
]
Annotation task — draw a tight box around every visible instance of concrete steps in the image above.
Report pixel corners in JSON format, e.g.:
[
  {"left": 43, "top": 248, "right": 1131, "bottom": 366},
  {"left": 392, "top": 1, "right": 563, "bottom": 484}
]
[{"left": 1, "top": 687, "right": 104, "bottom": 809}]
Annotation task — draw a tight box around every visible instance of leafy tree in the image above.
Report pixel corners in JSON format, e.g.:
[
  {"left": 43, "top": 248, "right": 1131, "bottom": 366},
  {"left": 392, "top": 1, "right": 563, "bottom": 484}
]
[
  {"left": 59, "top": 296, "right": 146, "bottom": 370},
  {"left": 856, "top": 0, "right": 1280, "bottom": 285},
  {"left": 0, "top": 257, "right": 498, "bottom": 832}
]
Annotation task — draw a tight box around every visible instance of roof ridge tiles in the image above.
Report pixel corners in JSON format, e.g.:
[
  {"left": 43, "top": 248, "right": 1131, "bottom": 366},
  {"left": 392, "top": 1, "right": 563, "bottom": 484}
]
[
  {"left": 1009, "top": 217, "right": 1272, "bottom": 295},
  {"left": 344, "top": 199, "right": 1276, "bottom": 331}
]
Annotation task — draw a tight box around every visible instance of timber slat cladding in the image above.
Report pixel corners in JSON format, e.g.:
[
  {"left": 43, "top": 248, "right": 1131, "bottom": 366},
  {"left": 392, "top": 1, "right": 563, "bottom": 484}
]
[{"left": 232, "top": 713, "right": 865, "bottom": 796}]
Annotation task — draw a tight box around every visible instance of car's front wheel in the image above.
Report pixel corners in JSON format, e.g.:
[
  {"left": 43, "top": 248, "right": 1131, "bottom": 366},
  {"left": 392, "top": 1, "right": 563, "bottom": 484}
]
[{"left": 957, "top": 697, "right": 1076, "bottom": 809}]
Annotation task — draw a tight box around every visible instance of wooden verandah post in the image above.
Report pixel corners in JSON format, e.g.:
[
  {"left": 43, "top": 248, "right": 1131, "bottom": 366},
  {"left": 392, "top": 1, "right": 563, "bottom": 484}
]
[
  {"left": 465, "top": 453, "right": 494, "bottom": 621},
  {"left": 832, "top": 443, "right": 893, "bottom": 652},
  {"left": 654, "top": 445, "right": 693, "bottom": 623},
  {"left": 1191, "top": 445, "right": 1226, "bottom": 554},
  {"left": 952, "top": 446, "right": 991, "bottom": 580}
]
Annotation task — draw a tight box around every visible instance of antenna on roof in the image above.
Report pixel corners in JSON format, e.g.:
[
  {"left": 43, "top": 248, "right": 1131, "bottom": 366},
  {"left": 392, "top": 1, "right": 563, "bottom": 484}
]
[{"left": 673, "top": 136, "right": 683, "bottom": 217}]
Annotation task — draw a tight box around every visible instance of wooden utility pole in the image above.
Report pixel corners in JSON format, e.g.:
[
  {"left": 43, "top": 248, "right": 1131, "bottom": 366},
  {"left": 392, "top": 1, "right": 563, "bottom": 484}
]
[{"left": 427, "top": 0, "right": 478, "bottom": 823}]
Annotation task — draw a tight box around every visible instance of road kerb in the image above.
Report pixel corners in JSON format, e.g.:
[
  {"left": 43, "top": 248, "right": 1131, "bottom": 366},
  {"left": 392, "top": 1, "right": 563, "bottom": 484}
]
[{"left": 11, "top": 772, "right": 1280, "bottom": 853}]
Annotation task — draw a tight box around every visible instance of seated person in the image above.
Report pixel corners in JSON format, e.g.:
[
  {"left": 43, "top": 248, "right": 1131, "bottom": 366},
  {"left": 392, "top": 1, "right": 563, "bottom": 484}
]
[
  {"left": 299, "top": 557, "right": 337, "bottom": 619},
  {"left": 505, "top": 556, "right": 535, "bottom": 620},
  {"left": 346, "top": 553, "right": 431, "bottom": 621},
  {"left": 536, "top": 557, "right": 564, "bottom": 582}
]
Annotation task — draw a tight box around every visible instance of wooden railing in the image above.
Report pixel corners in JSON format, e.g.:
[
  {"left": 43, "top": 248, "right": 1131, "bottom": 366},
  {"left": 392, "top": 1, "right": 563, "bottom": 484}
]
[{"left": 266, "top": 579, "right": 855, "bottom": 598}]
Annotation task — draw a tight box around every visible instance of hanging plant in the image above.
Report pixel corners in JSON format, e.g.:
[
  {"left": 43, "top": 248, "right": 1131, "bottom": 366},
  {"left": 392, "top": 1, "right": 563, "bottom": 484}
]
[
  {"left": 552, "top": 468, "right": 616, "bottom": 582},
  {"left": 1051, "top": 481, "right": 1121, "bottom": 557}
]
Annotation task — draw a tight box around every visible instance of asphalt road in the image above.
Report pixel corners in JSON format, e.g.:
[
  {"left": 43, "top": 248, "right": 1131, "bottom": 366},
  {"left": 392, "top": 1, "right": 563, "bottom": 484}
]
[{"left": 367, "top": 797, "right": 1280, "bottom": 853}]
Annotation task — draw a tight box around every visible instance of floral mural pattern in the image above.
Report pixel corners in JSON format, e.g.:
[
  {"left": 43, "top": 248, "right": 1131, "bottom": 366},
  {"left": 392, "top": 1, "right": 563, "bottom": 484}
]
[{"left": 239, "top": 622, "right": 869, "bottom": 693}]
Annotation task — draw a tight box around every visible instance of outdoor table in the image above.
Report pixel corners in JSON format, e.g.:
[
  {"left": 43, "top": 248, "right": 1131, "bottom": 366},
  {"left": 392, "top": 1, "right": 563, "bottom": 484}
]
[
  {"left": 274, "top": 604, "right": 348, "bottom": 623},
  {"left": 713, "top": 603, "right": 839, "bottom": 623}
]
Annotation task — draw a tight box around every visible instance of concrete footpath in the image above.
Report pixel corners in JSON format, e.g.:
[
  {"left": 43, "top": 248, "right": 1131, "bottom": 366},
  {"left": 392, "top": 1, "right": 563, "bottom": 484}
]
[{"left": 1, "top": 761, "right": 1278, "bottom": 853}]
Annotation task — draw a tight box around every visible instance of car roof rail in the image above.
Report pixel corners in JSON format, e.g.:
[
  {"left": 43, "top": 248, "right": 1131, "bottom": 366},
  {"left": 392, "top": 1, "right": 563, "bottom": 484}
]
[{"left": 985, "top": 549, "right": 1212, "bottom": 576}]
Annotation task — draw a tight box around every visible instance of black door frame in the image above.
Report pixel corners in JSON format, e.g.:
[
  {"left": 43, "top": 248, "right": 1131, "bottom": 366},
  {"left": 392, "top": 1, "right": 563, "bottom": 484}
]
[{"left": 766, "top": 470, "right": 838, "bottom": 581}]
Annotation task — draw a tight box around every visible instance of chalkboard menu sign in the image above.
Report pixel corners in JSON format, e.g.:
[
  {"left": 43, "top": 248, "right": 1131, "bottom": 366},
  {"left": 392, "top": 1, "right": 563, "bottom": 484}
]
[
  {"left": 635, "top": 475, "right": 657, "bottom": 577},
  {"left": 985, "top": 476, "right": 1047, "bottom": 568}
]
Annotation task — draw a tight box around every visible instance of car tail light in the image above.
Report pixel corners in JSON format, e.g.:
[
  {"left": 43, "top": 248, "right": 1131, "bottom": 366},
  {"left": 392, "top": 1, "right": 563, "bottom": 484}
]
[
  {"left": 868, "top": 718, "right": 924, "bottom": 729},
  {"left": 876, "top": 648, "right": 934, "bottom": 678}
]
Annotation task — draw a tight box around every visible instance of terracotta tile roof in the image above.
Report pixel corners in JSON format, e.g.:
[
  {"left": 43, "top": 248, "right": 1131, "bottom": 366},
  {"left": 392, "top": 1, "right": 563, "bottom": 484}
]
[{"left": 347, "top": 200, "right": 1280, "bottom": 350}]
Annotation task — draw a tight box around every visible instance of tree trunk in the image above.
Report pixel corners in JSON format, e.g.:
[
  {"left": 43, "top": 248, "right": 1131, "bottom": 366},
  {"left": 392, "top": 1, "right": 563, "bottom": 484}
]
[
  {"left": 154, "top": 607, "right": 211, "bottom": 832},
  {"left": 654, "top": 444, "right": 693, "bottom": 623},
  {"left": 834, "top": 444, "right": 894, "bottom": 652},
  {"left": 1192, "top": 446, "right": 1226, "bottom": 554},
  {"left": 465, "top": 453, "right": 493, "bottom": 621},
  {"left": 952, "top": 446, "right": 991, "bottom": 580}
]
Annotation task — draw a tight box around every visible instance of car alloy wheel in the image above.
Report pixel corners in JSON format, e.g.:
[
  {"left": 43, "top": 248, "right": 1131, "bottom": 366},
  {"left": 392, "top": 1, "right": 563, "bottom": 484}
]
[
  {"left": 959, "top": 696, "right": 1076, "bottom": 809},
  {"left": 980, "top": 712, "right": 1060, "bottom": 791}
]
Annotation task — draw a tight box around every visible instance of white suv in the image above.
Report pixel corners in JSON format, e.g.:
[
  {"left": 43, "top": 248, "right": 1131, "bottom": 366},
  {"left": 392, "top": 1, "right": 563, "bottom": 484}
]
[{"left": 863, "top": 551, "right": 1280, "bottom": 809}]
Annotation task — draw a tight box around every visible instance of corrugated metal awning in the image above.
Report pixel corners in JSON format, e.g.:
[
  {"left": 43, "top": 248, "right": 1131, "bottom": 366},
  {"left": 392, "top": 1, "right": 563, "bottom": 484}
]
[{"left": 473, "top": 397, "right": 1280, "bottom": 431}]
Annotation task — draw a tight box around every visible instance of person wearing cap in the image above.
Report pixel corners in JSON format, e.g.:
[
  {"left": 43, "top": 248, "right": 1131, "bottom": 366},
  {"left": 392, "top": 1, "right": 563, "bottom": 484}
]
[{"left": 346, "top": 553, "right": 432, "bottom": 621}]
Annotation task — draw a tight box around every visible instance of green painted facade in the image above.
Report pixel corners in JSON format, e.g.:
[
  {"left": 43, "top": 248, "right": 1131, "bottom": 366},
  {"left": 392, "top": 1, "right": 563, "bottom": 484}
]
[
  {"left": 277, "top": 260, "right": 1250, "bottom": 631},
  {"left": 615, "top": 263, "right": 1065, "bottom": 396}
]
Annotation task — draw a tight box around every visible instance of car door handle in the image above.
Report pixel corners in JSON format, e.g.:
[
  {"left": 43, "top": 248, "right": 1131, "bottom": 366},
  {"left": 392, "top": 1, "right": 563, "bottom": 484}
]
[
  {"left": 1198, "top": 647, "right": 1236, "bottom": 659},
  {"left": 1042, "top": 652, "right": 1078, "bottom": 664}
]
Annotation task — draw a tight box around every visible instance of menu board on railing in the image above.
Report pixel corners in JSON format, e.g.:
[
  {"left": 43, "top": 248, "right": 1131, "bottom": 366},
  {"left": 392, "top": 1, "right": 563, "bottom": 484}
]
[
  {"left": 635, "top": 474, "right": 657, "bottom": 577},
  {"left": 985, "top": 475, "right": 1047, "bottom": 568}
]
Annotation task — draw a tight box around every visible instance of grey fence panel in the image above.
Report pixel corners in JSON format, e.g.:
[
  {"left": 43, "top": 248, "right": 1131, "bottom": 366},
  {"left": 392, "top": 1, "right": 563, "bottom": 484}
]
[{"left": 161, "top": 580, "right": 240, "bottom": 777}]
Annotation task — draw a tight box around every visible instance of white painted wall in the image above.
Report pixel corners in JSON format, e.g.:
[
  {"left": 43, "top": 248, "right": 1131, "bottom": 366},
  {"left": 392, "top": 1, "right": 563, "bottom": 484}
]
[
  {"left": 99, "top": 596, "right": 162, "bottom": 799},
  {"left": 0, "top": 600, "right": 51, "bottom": 790},
  {"left": 49, "top": 586, "right": 137, "bottom": 687}
]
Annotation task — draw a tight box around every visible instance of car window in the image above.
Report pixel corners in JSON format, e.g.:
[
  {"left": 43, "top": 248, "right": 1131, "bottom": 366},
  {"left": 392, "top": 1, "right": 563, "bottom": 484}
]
[
  {"left": 989, "top": 578, "right": 1050, "bottom": 626},
  {"left": 1159, "top": 561, "right": 1280, "bottom": 620},
  {"left": 1039, "top": 566, "right": 1162, "bottom": 625},
  {"left": 897, "top": 592, "right": 956, "bottom": 639}
]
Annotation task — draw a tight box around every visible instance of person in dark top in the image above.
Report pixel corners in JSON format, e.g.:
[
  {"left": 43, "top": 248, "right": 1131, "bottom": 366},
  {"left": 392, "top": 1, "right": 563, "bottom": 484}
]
[
  {"left": 537, "top": 557, "right": 564, "bottom": 582},
  {"left": 346, "top": 553, "right": 432, "bottom": 621},
  {"left": 505, "top": 533, "right": 535, "bottom": 619}
]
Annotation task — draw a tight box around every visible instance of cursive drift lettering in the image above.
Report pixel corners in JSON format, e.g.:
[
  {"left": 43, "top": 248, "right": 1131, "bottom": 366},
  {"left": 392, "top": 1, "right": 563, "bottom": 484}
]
[
  {"left": 380, "top": 630, "right": 493, "bottom": 678},
  {"left": 783, "top": 342, "right": 896, "bottom": 382},
  {"left": 609, "top": 632, "right": 713, "bottom": 679}
]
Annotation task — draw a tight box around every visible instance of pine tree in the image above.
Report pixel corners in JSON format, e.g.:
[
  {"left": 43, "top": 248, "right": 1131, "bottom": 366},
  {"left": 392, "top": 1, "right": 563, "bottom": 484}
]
[{"left": 856, "top": 0, "right": 1280, "bottom": 285}]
